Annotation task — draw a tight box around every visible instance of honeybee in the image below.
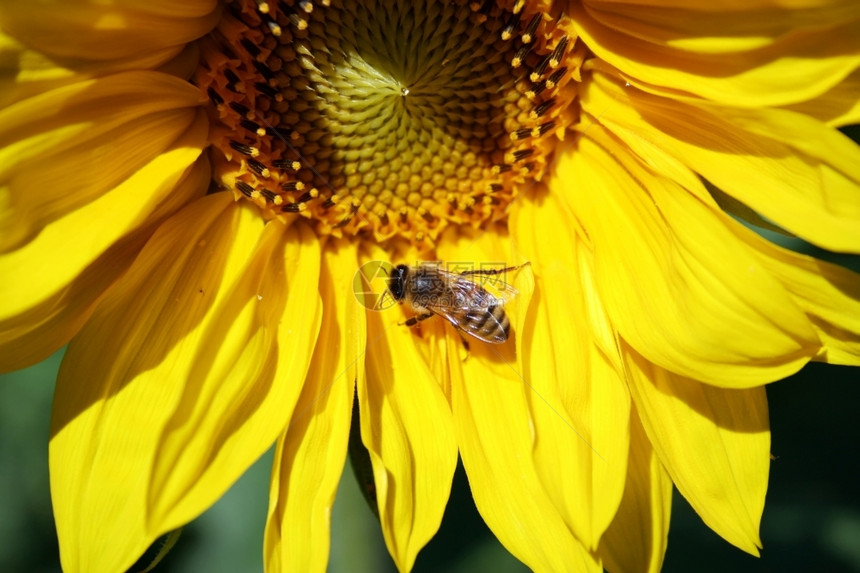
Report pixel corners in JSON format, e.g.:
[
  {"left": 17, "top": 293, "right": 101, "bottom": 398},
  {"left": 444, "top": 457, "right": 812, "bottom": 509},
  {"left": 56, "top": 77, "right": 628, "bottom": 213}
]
[{"left": 386, "top": 262, "right": 529, "bottom": 344}]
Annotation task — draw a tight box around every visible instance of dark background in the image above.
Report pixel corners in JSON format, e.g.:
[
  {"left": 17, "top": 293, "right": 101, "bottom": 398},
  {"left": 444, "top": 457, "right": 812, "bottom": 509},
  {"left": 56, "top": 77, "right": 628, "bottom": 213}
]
[{"left": 1, "top": 352, "right": 858, "bottom": 573}]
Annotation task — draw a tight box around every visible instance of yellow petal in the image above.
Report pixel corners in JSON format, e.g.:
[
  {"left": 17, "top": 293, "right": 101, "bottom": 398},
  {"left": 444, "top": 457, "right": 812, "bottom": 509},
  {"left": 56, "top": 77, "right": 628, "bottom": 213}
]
[
  {"left": 735, "top": 227, "right": 860, "bottom": 365},
  {"left": 0, "top": 31, "right": 85, "bottom": 108},
  {"left": 583, "top": 91, "right": 860, "bottom": 365},
  {"left": 0, "top": 114, "right": 209, "bottom": 373},
  {"left": 575, "top": 1, "right": 860, "bottom": 106},
  {"left": 0, "top": 30, "right": 203, "bottom": 109},
  {"left": 785, "top": 68, "right": 860, "bottom": 128},
  {"left": 506, "top": 192, "right": 630, "bottom": 550},
  {"left": 439, "top": 227, "right": 600, "bottom": 571},
  {"left": 599, "top": 411, "right": 673, "bottom": 573},
  {"left": 0, "top": 0, "right": 219, "bottom": 65},
  {"left": 149, "top": 222, "right": 322, "bottom": 528},
  {"left": 583, "top": 71, "right": 860, "bottom": 253},
  {"left": 0, "top": 71, "right": 207, "bottom": 251},
  {"left": 50, "top": 196, "right": 322, "bottom": 572},
  {"left": 567, "top": 126, "right": 819, "bottom": 387},
  {"left": 265, "top": 239, "right": 364, "bottom": 572},
  {"left": 450, "top": 342, "right": 602, "bottom": 571},
  {"left": 359, "top": 244, "right": 458, "bottom": 572},
  {"left": 626, "top": 349, "right": 770, "bottom": 556}
]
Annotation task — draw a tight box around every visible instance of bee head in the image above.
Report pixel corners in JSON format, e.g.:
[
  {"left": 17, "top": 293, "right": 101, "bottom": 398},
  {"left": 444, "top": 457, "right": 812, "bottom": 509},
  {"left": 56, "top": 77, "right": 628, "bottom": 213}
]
[{"left": 388, "top": 264, "right": 409, "bottom": 301}]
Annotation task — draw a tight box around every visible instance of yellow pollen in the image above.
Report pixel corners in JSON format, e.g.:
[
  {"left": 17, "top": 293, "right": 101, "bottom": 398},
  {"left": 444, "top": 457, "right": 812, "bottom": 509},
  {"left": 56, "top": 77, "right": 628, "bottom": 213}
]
[{"left": 198, "top": 0, "right": 580, "bottom": 248}]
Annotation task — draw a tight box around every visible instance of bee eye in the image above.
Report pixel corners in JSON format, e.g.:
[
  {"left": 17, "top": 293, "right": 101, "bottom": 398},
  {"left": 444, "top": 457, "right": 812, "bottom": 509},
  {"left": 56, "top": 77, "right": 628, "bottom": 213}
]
[{"left": 388, "top": 265, "right": 408, "bottom": 301}]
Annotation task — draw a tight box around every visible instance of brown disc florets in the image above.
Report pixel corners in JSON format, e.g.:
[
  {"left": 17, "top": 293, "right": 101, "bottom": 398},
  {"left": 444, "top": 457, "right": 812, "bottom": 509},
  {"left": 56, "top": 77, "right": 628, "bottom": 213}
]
[{"left": 197, "top": 0, "right": 582, "bottom": 249}]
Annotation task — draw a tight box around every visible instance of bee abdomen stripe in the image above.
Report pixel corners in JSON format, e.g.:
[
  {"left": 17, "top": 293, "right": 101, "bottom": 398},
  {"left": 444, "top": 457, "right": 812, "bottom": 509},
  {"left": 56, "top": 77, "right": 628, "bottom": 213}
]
[
  {"left": 491, "top": 307, "right": 511, "bottom": 338},
  {"left": 462, "top": 304, "right": 510, "bottom": 342},
  {"left": 467, "top": 308, "right": 494, "bottom": 330},
  {"left": 481, "top": 304, "right": 504, "bottom": 333},
  {"left": 497, "top": 312, "right": 511, "bottom": 335}
]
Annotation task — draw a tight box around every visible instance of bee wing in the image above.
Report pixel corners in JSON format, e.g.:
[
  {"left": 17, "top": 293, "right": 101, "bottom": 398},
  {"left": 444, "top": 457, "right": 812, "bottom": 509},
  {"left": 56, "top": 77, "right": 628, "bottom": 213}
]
[
  {"left": 423, "top": 263, "right": 522, "bottom": 304},
  {"left": 479, "top": 279, "right": 519, "bottom": 305},
  {"left": 425, "top": 274, "right": 511, "bottom": 344},
  {"left": 458, "top": 268, "right": 520, "bottom": 305}
]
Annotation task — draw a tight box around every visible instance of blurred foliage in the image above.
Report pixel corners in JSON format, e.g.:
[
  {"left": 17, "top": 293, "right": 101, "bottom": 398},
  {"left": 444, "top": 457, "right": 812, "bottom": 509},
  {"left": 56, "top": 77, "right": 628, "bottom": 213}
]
[
  {"left": 0, "top": 352, "right": 57, "bottom": 573},
  {"left": 1, "top": 351, "right": 859, "bottom": 571}
]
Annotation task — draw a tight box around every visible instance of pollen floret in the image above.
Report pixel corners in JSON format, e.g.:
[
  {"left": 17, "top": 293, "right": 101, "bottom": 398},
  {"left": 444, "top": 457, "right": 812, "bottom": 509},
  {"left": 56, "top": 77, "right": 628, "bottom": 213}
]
[{"left": 198, "top": 0, "right": 581, "bottom": 249}]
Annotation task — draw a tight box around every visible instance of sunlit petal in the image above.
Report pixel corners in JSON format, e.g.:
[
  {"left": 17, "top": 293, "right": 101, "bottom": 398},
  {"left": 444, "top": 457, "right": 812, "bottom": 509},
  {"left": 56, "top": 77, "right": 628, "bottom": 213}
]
[
  {"left": 589, "top": 99, "right": 860, "bottom": 365},
  {"left": 567, "top": 126, "right": 819, "bottom": 386},
  {"left": 0, "top": 0, "right": 219, "bottom": 66},
  {"left": 599, "top": 411, "right": 672, "bottom": 573},
  {"left": 50, "top": 196, "right": 322, "bottom": 572},
  {"left": 265, "top": 239, "right": 364, "bottom": 572},
  {"left": 360, "top": 247, "right": 457, "bottom": 572},
  {"left": 0, "top": 116, "right": 209, "bottom": 372},
  {"left": 785, "top": 68, "right": 860, "bottom": 128},
  {"left": 449, "top": 329, "right": 602, "bottom": 571},
  {"left": 0, "top": 30, "right": 205, "bottom": 110},
  {"left": 574, "top": 1, "right": 860, "bottom": 106},
  {"left": 439, "top": 227, "right": 600, "bottom": 571},
  {"left": 583, "top": 71, "right": 860, "bottom": 253},
  {"left": 626, "top": 350, "right": 770, "bottom": 556},
  {"left": 736, "top": 229, "right": 860, "bottom": 365},
  {"left": 0, "top": 71, "right": 208, "bottom": 251},
  {"left": 507, "top": 191, "right": 630, "bottom": 550}
]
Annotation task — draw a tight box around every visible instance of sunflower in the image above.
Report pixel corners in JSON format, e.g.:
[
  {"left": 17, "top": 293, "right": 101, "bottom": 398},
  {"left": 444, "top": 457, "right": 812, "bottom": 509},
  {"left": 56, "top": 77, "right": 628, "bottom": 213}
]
[{"left": 1, "top": 0, "right": 859, "bottom": 571}]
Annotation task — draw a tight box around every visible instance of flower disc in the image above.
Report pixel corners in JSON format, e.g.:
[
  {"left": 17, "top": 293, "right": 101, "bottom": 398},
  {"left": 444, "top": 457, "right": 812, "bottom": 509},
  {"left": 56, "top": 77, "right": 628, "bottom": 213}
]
[{"left": 198, "top": 0, "right": 580, "bottom": 248}]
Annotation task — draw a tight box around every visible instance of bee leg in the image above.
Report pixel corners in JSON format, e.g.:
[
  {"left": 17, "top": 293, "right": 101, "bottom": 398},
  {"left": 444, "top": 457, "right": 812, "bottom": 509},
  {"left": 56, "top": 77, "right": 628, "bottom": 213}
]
[
  {"left": 402, "top": 312, "right": 434, "bottom": 327},
  {"left": 459, "top": 262, "right": 530, "bottom": 277}
]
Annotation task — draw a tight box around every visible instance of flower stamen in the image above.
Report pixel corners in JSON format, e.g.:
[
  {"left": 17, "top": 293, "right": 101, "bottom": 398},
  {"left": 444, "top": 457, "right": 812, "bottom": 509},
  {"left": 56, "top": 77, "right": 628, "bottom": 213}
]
[{"left": 197, "top": 0, "right": 582, "bottom": 248}]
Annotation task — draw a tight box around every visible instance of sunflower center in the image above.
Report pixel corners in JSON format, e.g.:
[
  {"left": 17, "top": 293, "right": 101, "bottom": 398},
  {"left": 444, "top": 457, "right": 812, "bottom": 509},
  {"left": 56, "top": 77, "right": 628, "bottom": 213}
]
[{"left": 197, "top": 0, "right": 581, "bottom": 248}]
